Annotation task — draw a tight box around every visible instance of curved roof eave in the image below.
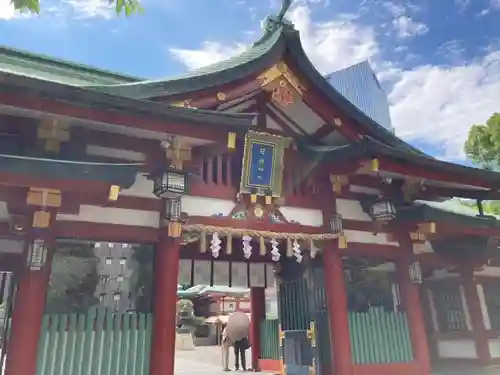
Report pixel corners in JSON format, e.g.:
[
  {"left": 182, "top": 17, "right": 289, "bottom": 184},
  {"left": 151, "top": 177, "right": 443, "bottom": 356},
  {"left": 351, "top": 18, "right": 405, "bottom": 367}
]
[
  {"left": 84, "top": 28, "right": 287, "bottom": 99},
  {"left": 0, "top": 70, "right": 257, "bottom": 130},
  {"left": 283, "top": 32, "right": 423, "bottom": 156}
]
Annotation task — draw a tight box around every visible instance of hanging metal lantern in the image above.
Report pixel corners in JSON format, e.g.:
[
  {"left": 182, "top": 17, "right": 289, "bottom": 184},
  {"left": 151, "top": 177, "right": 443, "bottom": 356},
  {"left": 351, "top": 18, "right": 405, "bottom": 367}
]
[
  {"left": 370, "top": 199, "right": 396, "bottom": 221},
  {"left": 150, "top": 167, "right": 188, "bottom": 199},
  {"left": 409, "top": 261, "right": 422, "bottom": 284},
  {"left": 329, "top": 213, "right": 343, "bottom": 233},
  {"left": 27, "top": 239, "right": 47, "bottom": 271},
  {"left": 164, "top": 197, "right": 182, "bottom": 222}
]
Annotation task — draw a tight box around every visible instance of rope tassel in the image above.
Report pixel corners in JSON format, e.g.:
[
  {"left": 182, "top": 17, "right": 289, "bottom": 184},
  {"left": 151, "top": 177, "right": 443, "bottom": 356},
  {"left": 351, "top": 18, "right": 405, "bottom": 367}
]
[
  {"left": 200, "top": 231, "right": 207, "bottom": 253},
  {"left": 226, "top": 233, "right": 232, "bottom": 255},
  {"left": 260, "top": 236, "right": 266, "bottom": 256}
]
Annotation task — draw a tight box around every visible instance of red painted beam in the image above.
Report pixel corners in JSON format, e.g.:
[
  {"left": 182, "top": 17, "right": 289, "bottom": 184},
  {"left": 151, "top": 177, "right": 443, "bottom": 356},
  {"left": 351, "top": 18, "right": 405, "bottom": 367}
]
[
  {"left": 0, "top": 171, "right": 113, "bottom": 193},
  {"left": 0, "top": 93, "right": 230, "bottom": 142},
  {"left": 155, "top": 74, "right": 263, "bottom": 106}
]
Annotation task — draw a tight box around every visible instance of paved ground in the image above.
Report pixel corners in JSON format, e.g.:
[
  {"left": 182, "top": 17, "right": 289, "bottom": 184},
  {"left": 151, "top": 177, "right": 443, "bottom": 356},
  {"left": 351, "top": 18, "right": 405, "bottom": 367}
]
[
  {"left": 432, "top": 363, "right": 500, "bottom": 375},
  {"left": 174, "top": 346, "right": 500, "bottom": 375},
  {"left": 175, "top": 345, "right": 260, "bottom": 375}
]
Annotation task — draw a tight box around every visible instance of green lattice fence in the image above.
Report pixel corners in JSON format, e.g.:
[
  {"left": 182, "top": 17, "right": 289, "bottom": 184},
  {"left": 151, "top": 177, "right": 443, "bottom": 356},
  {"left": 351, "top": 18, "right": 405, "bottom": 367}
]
[
  {"left": 36, "top": 311, "right": 153, "bottom": 375},
  {"left": 349, "top": 307, "right": 413, "bottom": 364},
  {"left": 259, "top": 318, "right": 280, "bottom": 360}
]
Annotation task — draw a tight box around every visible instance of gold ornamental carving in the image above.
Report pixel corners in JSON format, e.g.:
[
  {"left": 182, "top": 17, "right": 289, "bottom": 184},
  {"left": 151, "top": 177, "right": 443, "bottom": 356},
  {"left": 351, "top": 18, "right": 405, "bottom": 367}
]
[
  {"left": 171, "top": 100, "right": 196, "bottom": 109},
  {"left": 257, "top": 61, "right": 305, "bottom": 101}
]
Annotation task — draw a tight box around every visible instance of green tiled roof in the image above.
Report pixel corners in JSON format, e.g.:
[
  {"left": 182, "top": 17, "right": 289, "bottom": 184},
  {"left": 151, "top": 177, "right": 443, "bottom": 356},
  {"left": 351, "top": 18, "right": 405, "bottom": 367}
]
[
  {"left": 0, "top": 46, "right": 139, "bottom": 85},
  {"left": 177, "top": 285, "right": 249, "bottom": 298},
  {"left": 406, "top": 199, "right": 500, "bottom": 228},
  {"left": 85, "top": 26, "right": 286, "bottom": 98}
]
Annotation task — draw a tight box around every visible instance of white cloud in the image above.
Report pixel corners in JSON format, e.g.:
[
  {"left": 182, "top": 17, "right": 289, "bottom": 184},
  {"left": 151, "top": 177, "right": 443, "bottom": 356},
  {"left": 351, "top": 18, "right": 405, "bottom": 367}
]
[
  {"left": 168, "top": 4, "right": 500, "bottom": 162},
  {"left": 169, "top": 42, "right": 247, "bottom": 71},
  {"left": 389, "top": 52, "right": 500, "bottom": 160},
  {"left": 380, "top": 1, "right": 428, "bottom": 39},
  {"left": 169, "top": 5, "right": 378, "bottom": 74},
  {"left": 62, "top": 0, "right": 114, "bottom": 19},
  {"left": 0, "top": 0, "right": 20, "bottom": 19},
  {"left": 392, "top": 15, "right": 428, "bottom": 39},
  {"left": 0, "top": 0, "right": 115, "bottom": 20}
]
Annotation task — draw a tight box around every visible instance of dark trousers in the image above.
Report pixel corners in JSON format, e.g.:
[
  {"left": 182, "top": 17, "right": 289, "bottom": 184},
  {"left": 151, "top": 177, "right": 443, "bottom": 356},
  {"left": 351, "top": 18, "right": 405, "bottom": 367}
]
[{"left": 233, "top": 342, "right": 247, "bottom": 370}]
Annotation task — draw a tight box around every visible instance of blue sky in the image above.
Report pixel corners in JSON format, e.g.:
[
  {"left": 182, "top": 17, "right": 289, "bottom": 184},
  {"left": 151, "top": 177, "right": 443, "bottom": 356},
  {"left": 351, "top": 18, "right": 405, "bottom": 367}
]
[{"left": 0, "top": 0, "right": 499, "bottom": 162}]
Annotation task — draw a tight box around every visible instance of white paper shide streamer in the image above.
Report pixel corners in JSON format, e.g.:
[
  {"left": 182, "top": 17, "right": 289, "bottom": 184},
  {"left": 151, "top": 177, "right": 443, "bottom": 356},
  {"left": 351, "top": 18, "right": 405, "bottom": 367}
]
[
  {"left": 210, "top": 232, "right": 221, "bottom": 258},
  {"left": 270, "top": 238, "right": 280, "bottom": 262},
  {"left": 242, "top": 235, "right": 252, "bottom": 259},
  {"left": 292, "top": 239, "right": 302, "bottom": 263}
]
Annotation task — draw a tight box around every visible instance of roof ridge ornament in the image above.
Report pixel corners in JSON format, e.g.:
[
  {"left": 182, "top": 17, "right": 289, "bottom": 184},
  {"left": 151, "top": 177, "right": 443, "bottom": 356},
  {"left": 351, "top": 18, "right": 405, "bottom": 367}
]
[
  {"left": 256, "top": 0, "right": 294, "bottom": 45},
  {"left": 277, "top": 0, "right": 292, "bottom": 23}
]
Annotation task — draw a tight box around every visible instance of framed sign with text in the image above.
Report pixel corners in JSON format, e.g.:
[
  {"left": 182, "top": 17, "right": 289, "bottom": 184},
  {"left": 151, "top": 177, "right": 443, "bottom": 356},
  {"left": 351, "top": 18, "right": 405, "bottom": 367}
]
[{"left": 240, "top": 131, "right": 290, "bottom": 198}]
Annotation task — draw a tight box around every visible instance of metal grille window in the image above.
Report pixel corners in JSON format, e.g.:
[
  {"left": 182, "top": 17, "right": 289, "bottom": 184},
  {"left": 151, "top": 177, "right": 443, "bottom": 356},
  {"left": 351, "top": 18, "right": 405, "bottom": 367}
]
[
  {"left": 483, "top": 283, "right": 500, "bottom": 330},
  {"left": 433, "top": 285, "right": 467, "bottom": 332}
]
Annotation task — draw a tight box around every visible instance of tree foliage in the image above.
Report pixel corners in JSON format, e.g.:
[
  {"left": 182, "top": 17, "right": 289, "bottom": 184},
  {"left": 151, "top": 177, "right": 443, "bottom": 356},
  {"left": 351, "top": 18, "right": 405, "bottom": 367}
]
[
  {"left": 464, "top": 113, "right": 500, "bottom": 169},
  {"left": 463, "top": 113, "right": 500, "bottom": 215},
  {"left": 11, "top": 0, "right": 142, "bottom": 15}
]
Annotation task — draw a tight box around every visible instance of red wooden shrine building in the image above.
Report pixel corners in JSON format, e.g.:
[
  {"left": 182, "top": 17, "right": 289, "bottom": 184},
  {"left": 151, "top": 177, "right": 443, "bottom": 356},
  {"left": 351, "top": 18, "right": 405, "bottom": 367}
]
[{"left": 1, "top": 4, "right": 500, "bottom": 375}]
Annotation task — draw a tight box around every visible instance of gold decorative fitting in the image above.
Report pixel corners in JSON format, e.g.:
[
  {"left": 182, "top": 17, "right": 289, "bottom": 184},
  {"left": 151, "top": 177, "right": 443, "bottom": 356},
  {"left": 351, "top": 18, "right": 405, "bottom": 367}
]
[
  {"left": 333, "top": 117, "right": 343, "bottom": 127},
  {"left": 418, "top": 221, "right": 436, "bottom": 234},
  {"left": 27, "top": 188, "right": 62, "bottom": 208},
  {"left": 33, "top": 211, "right": 51, "bottom": 228},
  {"left": 168, "top": 222, "right": 182, "bottom": 238},
  {"left": 265, "top": 195, "right": 272, "bottom": 205},
  {"left": 257, "top": 61, "right": 305, "bottom": 95},
  {"left": 171, "top": 100, "right": 196, "bottom": 108},
  {"left": 338, "top": 234, "right": 348, "bottom": 249},
  {"left": 108, "top": 185, "right": 120, "bottom": 201},
  {"left": 371, "top": 158, "right": 380, "bottom": 172},
  {"left": 38, "top": 119, "right": 70, "bottom": 142},
  {"left": 250, "top": 194, "right": 258, "bottom": 203},
  {"left": 330, "top": 175, "right": 348, "bottom": 193},
  {"left": 308, "top": 321, "right": 316, "bottom": 347},
  {"left": 216, "top": 92, "right": 226, "bottom": 101},
  {"left": 410, "top": 232, "right": 426, "bottom": 241},
  {"left": 227, "top": 132, "right": 236, "bottom": 149},
  {"left": 44, "top": 139, "right": 61, "bottom": 153},
  {"left": 254, "top": 205, "right": 264, "bottom": 219},
  {"left": 277, "top": 61, "right": 287, "bottom": 72}
]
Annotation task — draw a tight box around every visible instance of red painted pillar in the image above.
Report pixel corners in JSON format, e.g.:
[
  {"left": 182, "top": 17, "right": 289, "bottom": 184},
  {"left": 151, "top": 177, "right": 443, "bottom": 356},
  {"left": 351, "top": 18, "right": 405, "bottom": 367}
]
[
  {"left": 5, "top": 231, "right": 54, "bottom": 375},
  {"left": 461, "top": 269, "right": 490, "bottom": 363},
  {"left": 250, "top": 287, "right": 266, "bottom": 371},
  {"left": 397, "top": 256, "right": 432, "bottom": 375},
  {"left": 150, "top": 236, "right": 181, "bottom": 375},
  {"left": 323, "top": 242, "right": 353, "bottom": 375}
]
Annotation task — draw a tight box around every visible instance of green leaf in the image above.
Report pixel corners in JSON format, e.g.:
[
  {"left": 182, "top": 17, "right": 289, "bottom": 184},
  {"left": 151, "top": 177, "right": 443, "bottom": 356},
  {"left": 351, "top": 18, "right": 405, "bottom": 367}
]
[
  {"left": 464, "top": 113, "right": 500, "bottom": 169},
  {"left": 11, "top": 0, "right": 142, "bottom": 15}
]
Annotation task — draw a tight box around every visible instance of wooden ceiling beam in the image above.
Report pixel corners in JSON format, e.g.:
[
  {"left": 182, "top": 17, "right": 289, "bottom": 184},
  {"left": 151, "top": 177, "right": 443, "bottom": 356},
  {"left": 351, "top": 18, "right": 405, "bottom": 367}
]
[
  {"left": 310, "top": 123, "right": 335, "bottom": 140},
  {"left": 165, "top": 76, "right": 264, "bottom": 109},
  {"left": 269, "top": 102, "right": 309, "bottom": 136}
]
